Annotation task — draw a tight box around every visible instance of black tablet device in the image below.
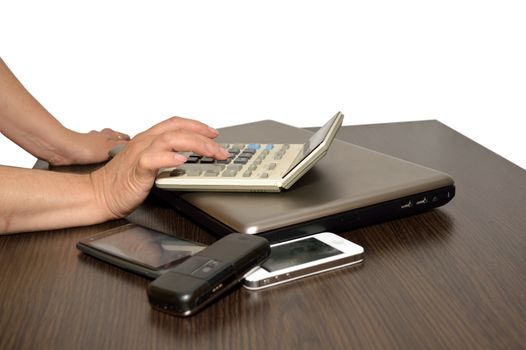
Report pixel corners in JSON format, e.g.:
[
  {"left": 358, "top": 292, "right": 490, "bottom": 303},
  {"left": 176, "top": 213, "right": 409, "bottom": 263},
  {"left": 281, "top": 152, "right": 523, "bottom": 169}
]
[{"left": 77, "top": 224, "right": 206, "bottom": 279}]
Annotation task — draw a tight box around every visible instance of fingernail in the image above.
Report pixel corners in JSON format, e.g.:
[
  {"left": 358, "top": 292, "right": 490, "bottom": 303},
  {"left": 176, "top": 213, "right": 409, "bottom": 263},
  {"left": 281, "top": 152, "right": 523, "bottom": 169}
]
[
  {"left": 174, "top": 153, "right": 187, "bottom": 162},
  {"left": 208, "top": 126, "right": 219, "bottom": 135}
]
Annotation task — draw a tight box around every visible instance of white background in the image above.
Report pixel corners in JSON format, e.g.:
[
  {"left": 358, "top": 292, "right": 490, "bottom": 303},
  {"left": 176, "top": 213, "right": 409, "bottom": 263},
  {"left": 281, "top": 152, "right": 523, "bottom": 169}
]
[{"left": 1, "top": 0, "right": 525, "bottom": 169}]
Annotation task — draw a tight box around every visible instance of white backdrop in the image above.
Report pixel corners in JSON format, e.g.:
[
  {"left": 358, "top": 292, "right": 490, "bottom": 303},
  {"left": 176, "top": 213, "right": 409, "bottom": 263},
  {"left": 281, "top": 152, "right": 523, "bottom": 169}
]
[{"left": 1, "top": 1, "right": 525, "bottom": 169}]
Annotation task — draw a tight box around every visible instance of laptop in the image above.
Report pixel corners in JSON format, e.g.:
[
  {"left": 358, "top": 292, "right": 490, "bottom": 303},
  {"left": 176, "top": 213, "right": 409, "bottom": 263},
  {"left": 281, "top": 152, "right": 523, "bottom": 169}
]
[
  {"left": 155, "top": 112, "right": 344, "bottom": 192},
  {"left": 152, "top": 117, "right": 455, "bottom": 243}
]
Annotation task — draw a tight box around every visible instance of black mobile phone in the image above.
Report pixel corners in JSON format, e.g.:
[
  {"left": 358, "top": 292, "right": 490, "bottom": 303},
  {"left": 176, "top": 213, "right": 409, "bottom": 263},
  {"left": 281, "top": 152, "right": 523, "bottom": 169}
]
[
  {"left": 147, "top": 233, "right": 271, "bottom": 317},
  {"left": 76, "top": 224, "right": 206, "bottom": 279}
]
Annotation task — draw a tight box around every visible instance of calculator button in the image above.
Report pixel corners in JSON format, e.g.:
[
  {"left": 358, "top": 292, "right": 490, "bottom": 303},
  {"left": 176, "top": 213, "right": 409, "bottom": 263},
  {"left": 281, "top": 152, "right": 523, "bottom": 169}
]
[
  {"left": 180, "top": 164, "right": 224, "bottom": 171},
  {"left": 199, "top": 157, "right": 215, "bottom": 163},
  {"left": 234, "top": 157, "right": 249, "bottom": 164},
  {"left": 227, "top": 164, "right": 243, "bottom": 171},
  {"left": 239, "top": 152, "right": 254, "bottom": 158},
  {"left": 186, "top": 156, "right": 199, "bottom": 163},
  {"left": 170, "top": 168, "right": 186, "bottom": 177},
  {"left": 204, "top": 170, "right": 219, "bottom": 176},
  {"left": 222, "top": 169, "right": 238, "bottom": 177},
  {"left": 185, "top": 169, "right": 202, "bottom": 176}
]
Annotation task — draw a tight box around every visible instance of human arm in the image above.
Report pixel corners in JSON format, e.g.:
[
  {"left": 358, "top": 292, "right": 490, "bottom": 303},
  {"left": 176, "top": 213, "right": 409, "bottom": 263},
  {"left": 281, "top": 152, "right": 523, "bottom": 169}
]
[
  {"left": 0, "top": 117, "right": 229, "bottom": 234},
  {"left": 0, "top": 57, "right": 130, "bottom": 166}
]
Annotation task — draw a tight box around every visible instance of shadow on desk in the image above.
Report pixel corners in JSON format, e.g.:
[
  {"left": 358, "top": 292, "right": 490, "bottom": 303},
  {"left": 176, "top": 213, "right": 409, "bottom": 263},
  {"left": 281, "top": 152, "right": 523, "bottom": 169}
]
[{"left": 348, "top": 210, "right": 455, "bottom": 257}]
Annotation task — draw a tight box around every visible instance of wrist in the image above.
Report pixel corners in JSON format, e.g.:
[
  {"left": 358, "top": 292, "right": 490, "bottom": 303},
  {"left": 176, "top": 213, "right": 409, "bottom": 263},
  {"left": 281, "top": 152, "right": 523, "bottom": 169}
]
[
  {"left": 88, "top": 168, "right": 122, "bottom": 222},
  {"left": 48, "top": 128, "right": 85, "bottom": 165},
  {"left": 33, "top": 126, "right": 77, "bottom": 166}
]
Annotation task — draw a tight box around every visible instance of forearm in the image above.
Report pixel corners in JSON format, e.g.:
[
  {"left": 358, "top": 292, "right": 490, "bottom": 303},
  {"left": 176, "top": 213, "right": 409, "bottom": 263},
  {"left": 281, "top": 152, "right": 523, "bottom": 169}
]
[
  {"left": 0, "top": 58, "right": 74, "bottom": 163},
  {"left": 0, "top": 165, "right": 115, "bottom": 234}
]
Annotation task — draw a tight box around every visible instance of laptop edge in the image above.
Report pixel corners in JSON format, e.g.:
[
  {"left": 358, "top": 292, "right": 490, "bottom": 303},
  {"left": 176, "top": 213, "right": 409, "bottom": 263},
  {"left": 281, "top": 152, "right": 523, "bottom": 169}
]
[{"left": 151, "top": 118, "right": 455, "bottom": 243}]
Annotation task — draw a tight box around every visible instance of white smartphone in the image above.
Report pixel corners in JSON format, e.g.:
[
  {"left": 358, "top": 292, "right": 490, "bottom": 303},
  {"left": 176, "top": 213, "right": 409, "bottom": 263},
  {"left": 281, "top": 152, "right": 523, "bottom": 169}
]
[{"left": 243, "top": 232, "right": 364, "bottom": 290}]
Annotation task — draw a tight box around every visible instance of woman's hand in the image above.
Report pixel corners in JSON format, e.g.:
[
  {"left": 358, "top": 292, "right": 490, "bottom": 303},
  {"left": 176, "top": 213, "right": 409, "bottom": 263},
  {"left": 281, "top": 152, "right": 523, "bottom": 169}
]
[
  {"left": 0, "top": 58, "right": 131, "bottom": 166},
  {"left": 54, "top": 128, "right": 131, "bottom": 165},
  {"left": 90, "top": 116, "right": 229, "bottom": 219}
]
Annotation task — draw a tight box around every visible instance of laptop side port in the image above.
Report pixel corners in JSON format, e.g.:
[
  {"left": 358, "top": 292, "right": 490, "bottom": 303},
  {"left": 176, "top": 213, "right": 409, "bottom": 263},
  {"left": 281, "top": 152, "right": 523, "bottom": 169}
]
[
  {"left": 401, "top": 200, "right": 413, "bottom": 209},
  {"left": 416, "top": 197, "right": 428, "bottom": 205}
]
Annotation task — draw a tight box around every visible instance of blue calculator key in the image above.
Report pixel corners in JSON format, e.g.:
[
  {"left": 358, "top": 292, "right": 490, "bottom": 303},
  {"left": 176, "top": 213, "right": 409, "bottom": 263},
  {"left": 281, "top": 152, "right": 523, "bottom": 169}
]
[
  {"left": 247, "top": 144, "right": 261, "bottom": 150},
  {"left": 265, "top": 144, "right": 274, "bottom": 150}
]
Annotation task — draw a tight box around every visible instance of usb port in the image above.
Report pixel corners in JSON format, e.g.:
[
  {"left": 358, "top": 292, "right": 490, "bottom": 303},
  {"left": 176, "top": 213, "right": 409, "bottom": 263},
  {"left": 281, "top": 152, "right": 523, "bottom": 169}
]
[
  {"left": 401, "top": 201, "right": 413, "bottom": 209},
  {"left": 416, "top": 197, "right": 428, "bottom": 205}
]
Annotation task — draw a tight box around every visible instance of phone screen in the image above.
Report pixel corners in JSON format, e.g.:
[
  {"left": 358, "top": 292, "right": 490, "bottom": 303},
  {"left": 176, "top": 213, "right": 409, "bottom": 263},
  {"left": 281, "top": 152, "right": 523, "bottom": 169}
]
[
  {"left": 261, "top": 237, "right": 342, "bottom": 272},
  {"left": 86, "top": 225, "right": 205, "bottom": 270}
]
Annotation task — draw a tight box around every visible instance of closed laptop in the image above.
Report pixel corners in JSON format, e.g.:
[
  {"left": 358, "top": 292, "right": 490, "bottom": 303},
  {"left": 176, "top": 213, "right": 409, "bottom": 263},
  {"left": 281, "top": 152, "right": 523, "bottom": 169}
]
[{"left": 153, "top": 118, "right": 455, "bottom": 242}]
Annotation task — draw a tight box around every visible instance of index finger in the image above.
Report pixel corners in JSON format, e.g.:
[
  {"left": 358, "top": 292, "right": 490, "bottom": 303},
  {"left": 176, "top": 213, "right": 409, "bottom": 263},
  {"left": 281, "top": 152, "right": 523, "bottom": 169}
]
[{"left": 134, "top": 130, "right": 229, "bottom": 176}]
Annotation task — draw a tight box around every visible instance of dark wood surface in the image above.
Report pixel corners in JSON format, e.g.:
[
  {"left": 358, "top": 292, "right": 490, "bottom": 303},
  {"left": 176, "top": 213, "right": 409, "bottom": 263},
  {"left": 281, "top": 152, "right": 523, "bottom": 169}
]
[{"left": 1, "top": 120, "right": 525, "bottom": 349}]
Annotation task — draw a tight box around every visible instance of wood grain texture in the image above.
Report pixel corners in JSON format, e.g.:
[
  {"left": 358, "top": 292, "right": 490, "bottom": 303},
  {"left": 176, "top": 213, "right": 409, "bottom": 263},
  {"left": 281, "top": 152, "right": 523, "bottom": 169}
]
[{"left": 1, "top": 120, "right": 525, "bottom": 349}]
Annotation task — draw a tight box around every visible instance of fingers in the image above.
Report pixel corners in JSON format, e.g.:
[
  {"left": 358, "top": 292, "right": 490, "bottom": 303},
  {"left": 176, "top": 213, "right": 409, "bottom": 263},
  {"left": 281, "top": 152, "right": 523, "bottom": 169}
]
[
  {"left": 143, "top": 116, "right": 219, "bottom": 139},
  {"left": 101, "top": 128, "right": 131, "bottom": 141},
  {"left": 151, "top": 130, "right": 229, "bottom": 158},
  {"left": 136, "top": 130, "right": 229, "bottom": 173},
  {"left": 136, "top": 150, "right": 188, "bottom": 176}
]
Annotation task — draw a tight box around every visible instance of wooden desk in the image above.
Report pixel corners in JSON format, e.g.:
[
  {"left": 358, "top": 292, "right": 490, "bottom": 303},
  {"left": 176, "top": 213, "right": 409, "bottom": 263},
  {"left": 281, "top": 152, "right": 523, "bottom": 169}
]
[{"left": 1, "top": 120, "right": 525, "bottom": 349}]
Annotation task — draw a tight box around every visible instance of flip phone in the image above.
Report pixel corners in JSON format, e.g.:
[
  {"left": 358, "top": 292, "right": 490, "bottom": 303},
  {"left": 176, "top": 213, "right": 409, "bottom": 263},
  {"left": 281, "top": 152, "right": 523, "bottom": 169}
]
[{"left": 147, "top": 233, "right": 270, "bottom": 317}]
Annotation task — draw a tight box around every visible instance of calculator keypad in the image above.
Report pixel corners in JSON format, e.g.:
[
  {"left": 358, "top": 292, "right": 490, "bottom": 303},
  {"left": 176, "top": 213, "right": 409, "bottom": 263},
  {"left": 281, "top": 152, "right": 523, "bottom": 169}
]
[{"left": 170, "top": 144, "right": 291, "bottom": 179}]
